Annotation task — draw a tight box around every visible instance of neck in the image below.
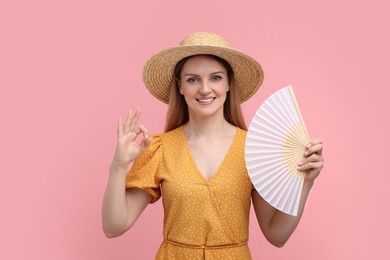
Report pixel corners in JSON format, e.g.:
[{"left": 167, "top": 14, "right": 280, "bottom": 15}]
[{"left": 184, "top": 112, "right": 234, "bottom": 140}]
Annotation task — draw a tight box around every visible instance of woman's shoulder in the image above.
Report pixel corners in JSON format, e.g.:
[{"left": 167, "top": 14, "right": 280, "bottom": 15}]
[
  {"left": 236, "top": 127, "right": 248, "bottom": 138},
  {"left": 147, "top": 126, "right": 183, "bottom": 147},
  {"left": 237, "top": 127, "right": 247, "bottom": 133},
  {"left": 161, "top": 125, "right": 183, "bottom": 139}
]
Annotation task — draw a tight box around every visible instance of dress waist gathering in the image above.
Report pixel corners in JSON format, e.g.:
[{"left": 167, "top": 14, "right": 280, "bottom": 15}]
[{"left": 163, "top": 238, "right": 248, "bottom": 250}]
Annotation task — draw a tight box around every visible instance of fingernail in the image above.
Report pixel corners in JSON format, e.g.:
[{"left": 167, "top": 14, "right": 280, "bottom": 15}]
[{"left": 307, "top": 144, "right": 312, "bottom": 148}]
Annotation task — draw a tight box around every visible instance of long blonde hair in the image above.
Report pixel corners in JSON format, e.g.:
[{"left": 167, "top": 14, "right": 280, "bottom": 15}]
[{"left": 165, "top": 55, "right": 247, "bottom": 132}]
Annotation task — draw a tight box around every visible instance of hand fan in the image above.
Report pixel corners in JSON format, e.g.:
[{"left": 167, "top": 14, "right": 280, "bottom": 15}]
[{"left": 245, "top": 86, "right": 310, "bottom": 216}]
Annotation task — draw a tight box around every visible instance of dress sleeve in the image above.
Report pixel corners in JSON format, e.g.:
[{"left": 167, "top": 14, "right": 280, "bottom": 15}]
[{"left": 125, "top": 134, "right": 162, "bottom": 203}]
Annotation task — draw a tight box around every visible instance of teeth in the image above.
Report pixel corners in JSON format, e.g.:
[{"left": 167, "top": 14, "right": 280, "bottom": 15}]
[{"left": 198, "top": 98, "right": 214, "bottom": 103}]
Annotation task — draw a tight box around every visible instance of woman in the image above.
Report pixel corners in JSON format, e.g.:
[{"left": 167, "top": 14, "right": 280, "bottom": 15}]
[{"left": 102, "top": 32, "right": 324, "bottom": 259}]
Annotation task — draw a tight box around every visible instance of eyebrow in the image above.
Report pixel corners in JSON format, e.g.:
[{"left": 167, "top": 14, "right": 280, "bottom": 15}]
[{"left": 183, "top": 71, "right": 225, "bottom": 77}]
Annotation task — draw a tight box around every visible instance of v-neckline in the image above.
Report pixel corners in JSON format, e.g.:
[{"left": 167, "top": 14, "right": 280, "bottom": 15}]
[{"left": 180, "top": 125, "right": 239, "bottom": 184}]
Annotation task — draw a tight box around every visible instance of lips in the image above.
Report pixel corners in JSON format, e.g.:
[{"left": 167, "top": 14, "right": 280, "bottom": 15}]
[{"left": 196, "top": 97, "right": 216, "bottom": 103}]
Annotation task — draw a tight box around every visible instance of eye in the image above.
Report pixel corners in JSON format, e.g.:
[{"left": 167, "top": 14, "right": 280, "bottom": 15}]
[
  {"left": 187, "top": 77, "right": 199, "bottom": 84},
  {"left": 211, "top": 75, "right": 222, "bottom": 81}
]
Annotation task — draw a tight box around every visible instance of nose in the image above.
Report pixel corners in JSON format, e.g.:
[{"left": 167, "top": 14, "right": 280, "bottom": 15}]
[{"left": 199, "top": 80, "right": 212, "bottom": 95}]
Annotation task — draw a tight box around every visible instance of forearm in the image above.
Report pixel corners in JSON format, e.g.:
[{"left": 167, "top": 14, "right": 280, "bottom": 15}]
[
  {"left": 101, "top": 163, "right": 129, "bottom": 238},
  {"left": 267, "top": 181, "right": 314, "bottom": 247}
]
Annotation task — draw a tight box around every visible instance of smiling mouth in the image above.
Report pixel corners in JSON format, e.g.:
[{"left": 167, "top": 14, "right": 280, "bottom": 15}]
[{"left": 196, "top": 98, "right": 216, "bottom": 103}]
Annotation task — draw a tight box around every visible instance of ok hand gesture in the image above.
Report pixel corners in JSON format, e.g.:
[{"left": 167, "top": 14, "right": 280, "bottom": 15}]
[{"left": 111, "top": 109, "right": 153, "bottom": 169}]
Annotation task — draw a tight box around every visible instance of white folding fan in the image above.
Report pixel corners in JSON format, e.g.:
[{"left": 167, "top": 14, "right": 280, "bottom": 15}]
[{"left": 245, "top": 86, "right": 310, "bottom": 216}]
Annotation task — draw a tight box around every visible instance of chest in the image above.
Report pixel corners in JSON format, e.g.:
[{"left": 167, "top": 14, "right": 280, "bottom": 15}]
[
  {"left": 159, "top": 129, "right": 253, "bottom": 207},
  {"left": 159, "top": 141, "right": 253, "bottom": 210},
  {"left": 187, "top": 138, "right": 233, "bottom": 181}
]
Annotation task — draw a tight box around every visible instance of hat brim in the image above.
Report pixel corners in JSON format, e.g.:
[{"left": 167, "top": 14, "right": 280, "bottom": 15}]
[{"left": 143, "top": 45, "right": 264, "bottom": 104}]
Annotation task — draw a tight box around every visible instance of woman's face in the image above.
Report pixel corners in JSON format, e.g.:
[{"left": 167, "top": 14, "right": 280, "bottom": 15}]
[{"left": 179, "top": 55, "right": 229, "bottom": 119}]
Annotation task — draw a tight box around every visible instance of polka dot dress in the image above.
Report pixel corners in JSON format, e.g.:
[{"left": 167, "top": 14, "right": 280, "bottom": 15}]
[{"left": 126, "top": 126, "right": 254, "bottom": 259}]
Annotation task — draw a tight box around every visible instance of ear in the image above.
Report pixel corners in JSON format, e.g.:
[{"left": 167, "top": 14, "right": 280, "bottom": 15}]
[
  {"left": 226, "top": 84, "right": 230, "bottom": 92},
  {"left": 178, "top": 80, "right": 184, "bottom": 95}
]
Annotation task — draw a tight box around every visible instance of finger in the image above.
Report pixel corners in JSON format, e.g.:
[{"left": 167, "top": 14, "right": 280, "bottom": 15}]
[
  {"left": 138, "top": 124, "right": 149, "bottom": 139},
  {"left": 297, "top": 160, "right": 324, "bottom": 171},
  {"left": 129, "top": 108, "right": 141, "bottom": 132},
  {"left": 123, "top": 109, "right": 133, "bottom": 134},
  {"left": 133, "top": 124, "right": 148, "bottom": 138},
  {"left": 305, "top": 138, "right": 322, "bottom": 150},
  {"left": 304, "top": 153, "right": 324, "bottom": 163},
  {"left": 140, "top": 135, "right": 153, "bottom": 151},
  {"left": 137, "top": 125, "right": 151, "bottom": 151},
  {"left": 304, "top": 143, "right": 323, "bottom": 157},
  {"left": 117, "top": 116, "right": 124, "bottom": 138}
]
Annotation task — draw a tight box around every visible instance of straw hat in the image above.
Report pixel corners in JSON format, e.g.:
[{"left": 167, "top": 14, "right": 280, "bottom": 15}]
[{"left": 142, "top": 32, "right": 264, "bottom": 103}]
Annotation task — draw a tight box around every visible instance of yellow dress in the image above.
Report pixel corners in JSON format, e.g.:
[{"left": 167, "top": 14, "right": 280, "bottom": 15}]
[{"left": 126, "top": 126, "right": 254, "bottom": 259}]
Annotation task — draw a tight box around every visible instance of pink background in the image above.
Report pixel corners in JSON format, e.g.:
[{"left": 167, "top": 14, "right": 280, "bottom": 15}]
[{"left": 1, "top": 0, "right": 389, "bottom": 259}]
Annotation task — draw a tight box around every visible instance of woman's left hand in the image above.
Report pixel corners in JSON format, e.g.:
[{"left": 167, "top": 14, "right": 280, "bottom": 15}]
[{"left": 297, "top": 139, "right": 324, "bottom": 182}]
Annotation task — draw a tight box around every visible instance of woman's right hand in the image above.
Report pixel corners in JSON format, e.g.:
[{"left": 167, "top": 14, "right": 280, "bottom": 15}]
[{"left": 111, "top": 108, "right": 153, "bottom": 170}]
